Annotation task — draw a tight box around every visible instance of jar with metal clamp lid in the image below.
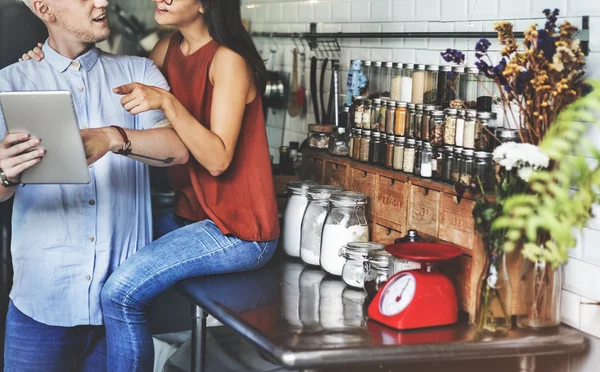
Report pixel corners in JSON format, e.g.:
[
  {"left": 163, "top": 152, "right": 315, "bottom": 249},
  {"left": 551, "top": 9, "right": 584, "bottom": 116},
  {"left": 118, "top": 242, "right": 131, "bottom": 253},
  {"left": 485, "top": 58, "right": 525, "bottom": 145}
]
[
  {"left": 283, "top": 180, "right": 318, "bottom": 258},
  {"left": 340, "top": 242, "right": 384, "bottom": 289},
  {"left": 364, "top": 250, "right": 391, "bottom": 299}
]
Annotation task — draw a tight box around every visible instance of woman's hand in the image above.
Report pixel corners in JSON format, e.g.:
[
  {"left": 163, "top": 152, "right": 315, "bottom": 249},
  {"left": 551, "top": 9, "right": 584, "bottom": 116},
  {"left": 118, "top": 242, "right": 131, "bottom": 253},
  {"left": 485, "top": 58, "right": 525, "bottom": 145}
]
[
  {"left": 0, "top": 133, "right": 44, "bottom": 183},
  {"left": 18, "top": 43, "right": 45, "bottom": 62},
  {"left": 113, "top": 83, "right": 172, "bottom": 115}
]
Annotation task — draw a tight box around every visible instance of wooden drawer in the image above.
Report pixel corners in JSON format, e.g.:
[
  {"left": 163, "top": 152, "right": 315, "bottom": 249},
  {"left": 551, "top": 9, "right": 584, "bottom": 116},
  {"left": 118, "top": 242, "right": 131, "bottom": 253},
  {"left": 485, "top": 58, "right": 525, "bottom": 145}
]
[
  {"left": 439, "top": 194, "right": 476, "bottom": 249},
  {"left": 350, "top": 168, "right": 377, "bottom": 217},
  {"left": 377, "top": 176, "right": 408, "bottom": 229},
  {"left": 372, "top": 223, "right": 404, "bottom": 245},
  {"left": 303, "top": 156, "right": 325, "bottom": 184},
  {"left": 408, "top": 185, "right": 440, "bottom": 237},
  {"left": 324, "top": 161, "right": 348, "bottom": 189}
]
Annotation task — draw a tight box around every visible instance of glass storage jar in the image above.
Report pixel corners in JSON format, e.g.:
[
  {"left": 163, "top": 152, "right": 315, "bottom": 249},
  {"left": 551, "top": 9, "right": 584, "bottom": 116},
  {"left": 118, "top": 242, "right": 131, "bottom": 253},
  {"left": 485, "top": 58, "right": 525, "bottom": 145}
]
[
  {"left": 420, "top": 142, "right": 433, "bottom": 178},
  {"left": 352, "top": 129, "right": 362, "bottom": 160},
  {"left": 385, "top": 135, "right": 395, "bottom": 169},
  {"left": 429, "top": 110, "right": 445, "bottom": 147},
  {"left": 444, "top": 108, "right": 458, "bottom": 145},
  {"left": 400, "top": 63, "right": 414, "bottom": 103},
  {"left": 342, "top": 286, "right": 368, "bottom": 328},
  {"left": 321, "top": 192, "right": 370, "bottom": 276},
  {"left": 477, "top": 72, "right": 495, "bottom": 112},
  {"left": 380, "top": 133, "right": 388, "bottom": 166},
  {"left": 340, "top": 242, "right": 384, "bottom": 289},
  {"left": 451, "top": 147, "right": 462, "bottom": 182},
  {"left": 379, "top": 99, "right": 387, "bottom": 133},
  {"left": 341, "top": 105, "right": 351, "bottom": 131},
  {"left": 403, "top": 139, "right": 416, "bottom": 173},
  {"left": 459, "top": 149, "right": 475, "bottom": 186},
  {"left": 411, "top": 64, "right": 426, "bottom": 104},
  {"left": 394, "top": 101, "right": 407, "bottom": 136},
  {"left": 421, "top": 105, "right": 436, "bottom": 141},
  {"left": 283, "top": 180, "right": 318, "bottom": 258},
  {"left": 371, "top": 61, "right": 383, "bottom": 96},
  {"left": 393, "top": 136, "right": 405, "bottom": 171},
  {"left": 451, "top": 66, "right": 466, "bottom": 108},
  {"left": 462, "top": 109, "right": 477, "bottom": 149},
  {"left": 475, "top": 111, "right": 493, "bottom": 152},
  {"left": 455, "top": 109, "right": 466, "bottom": 147},
  {"left": 369, "top": 131, "right": 383, "bottom": 165},
  {"left": 442, "top": 66, "right": 459, "bottom": 108},
  {"left": 386, "top": 100, "right": 396, "bottom": 135},
  {"left": 348, "top": 128, "right": 355, "bottom": 159},
  {"left": 353, "top": 98, "right": 365, "bottom": 128},
  {"left": 300, "top": 185, "right": 344, "bottom": 266},
  {"left": 496, "top": 128, "right": 520, "bottom": 148},
  {"left": 432, "top": 146, "right": 444, "bottom": 180},
  {"left": 414, "top": 140, "right": 423, "bottom": 176},
  {"left": 414, "top": 104, "right": 424, "bottom": 140},
  {"left": 474, "top": 151, "right": 494, "bottom": 192},
  {"left": 359, "top": 130, "right": 371, "bottom": 162},
  {"left": 442, "top": 145, "right": 454, "bottom": 182},
  {"left": 463, "top": 67, "right": 479, "bottom": 109},
  {"left": 437, "top": 65, "right": 451, "bottom": 107},
  {"left": 406, "top": 103, "right": 416, "bottom": 139},
  {"left": 371, "top": 99, "right": 382, "bottom": 131},
  {"left": 361, "top": 99, "right": 372, "bottom": 129},
  {"left": 381, "top": 62, "right": 393, "bottom": 97},
  {"left": 308, "top": 124, "right": 334, "bottom": 149},
  {"left": 423, "top": 65, "right": 440, "bottom": 105},
  {"left": 328, "top": 127, "right": 349, "bottom": 157},
  {"left": 319, "top": 278, "right": 347, "bottom": 329},
  {"left": 348, "top": 95, "right": 362, "bottom": 128},
  {"left": 363, "top": 61, "right": 373, "bottom": 97},
  {"left": 390, "top": 63, "right": 403, "bottom": 101},
  {"left": 364, "top": 250, "right": 391, "bottom": 299}
]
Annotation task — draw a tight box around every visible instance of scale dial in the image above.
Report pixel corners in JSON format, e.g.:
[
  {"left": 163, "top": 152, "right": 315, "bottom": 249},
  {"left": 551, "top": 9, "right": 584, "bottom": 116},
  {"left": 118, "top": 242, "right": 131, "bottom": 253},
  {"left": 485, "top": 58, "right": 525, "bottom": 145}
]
[{"left": 379, "top": 273, "right": 416, "bottom": 316}]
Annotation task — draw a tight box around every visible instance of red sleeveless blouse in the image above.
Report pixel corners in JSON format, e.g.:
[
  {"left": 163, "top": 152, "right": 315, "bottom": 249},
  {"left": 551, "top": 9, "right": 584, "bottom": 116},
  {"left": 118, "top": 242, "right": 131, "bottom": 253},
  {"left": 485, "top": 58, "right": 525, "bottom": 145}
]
[{"left": 163, "top": 32, "right": 279, "bottom": 242}]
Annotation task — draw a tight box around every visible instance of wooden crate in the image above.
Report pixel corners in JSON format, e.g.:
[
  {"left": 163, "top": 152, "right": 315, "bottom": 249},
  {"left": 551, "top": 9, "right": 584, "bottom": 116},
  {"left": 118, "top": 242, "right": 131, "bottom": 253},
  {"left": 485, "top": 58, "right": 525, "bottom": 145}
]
[
  {"left": 438, "top": 194, "right": 477, "bottom": 250},
  {"left": 324, "top": 160, "right": 349, "bottom": 189},
  {"left": 408, "top": 184, "right": 440, "bottom": 237},
  {"left": 350, "top": 167, "right": 378, "bottom": 218},
  {"left": 377, "top": 175, "right": 409, "bottom": 230}
]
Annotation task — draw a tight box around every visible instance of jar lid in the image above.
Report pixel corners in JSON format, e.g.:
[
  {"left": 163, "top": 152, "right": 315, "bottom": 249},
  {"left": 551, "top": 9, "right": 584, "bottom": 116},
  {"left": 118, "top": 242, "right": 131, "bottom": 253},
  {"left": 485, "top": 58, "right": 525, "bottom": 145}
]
[
  {"left": 396, "top": 101, "right": 408, "bottom": 108},
  {"left": 363, "top": 130, "right": 372, "bottom": 135},
  {"left": 280, "top": 146, "right": 289, "bottom": 153},
  {"left": 416, "top": 104, "right": 425, "bottom": 110},
  {"left": 363, "top": 60, "right": 372, "bottom": 66},
  {"left": 373, "top": 131, "right": 381, "bottom": 138},
  {"left": 343, "top": 106, "right": 350, "bottom": 112},
  {"left": 445, "top": 108, "right": 458, "bottom": 115},
  {"left": 365, "top": 99, "right": 372, "bottom": 106},
  {"left": 452, "top": 66, "right": 465, "bottom": 73},
  {"left": 373, "top": 61, "right": 383, "bottom": 67},
  {"left": 406, "top": 139, "right": 416, "bottom": 145},
  {"left": 354, "top": 128, "right": 361, "bottom": 134},
  {"left": 458, "top": 108, "right": 467, "bottom": 115},
  {"left": 467, "top": 66, "right": 480, "bottom": 74},
  {"left": 466, "top": 109, "right": 477, "bottom": 118},
  {"left": 440, "top": 65, "right": 453, "bottom": 72},
  {"left": 388, "top": 101, "right": 397, "bottom": 107},
  {"left": 342, "top": 242, "right": 384, "bottom": 261},
  {"left": 475, "top": 151, "right": 492, "bottom": 158},
  {"left": 353, "top": 95, "right": 365, "bottom": 101},
  {"left": 393, "top": 62, "right": 403, "bottom": 69},
  {"left": 416, "top": 140, "right": 423, "bottom": 146},
  {"left": 497, "top": 128, "right": 520, "bottom": 140},
  {"left": 373, "top": 98, "right": 381, "bottom": 105},
  {"left": 416, "top": 64, "right": 426, "bottom": 71},
  {"left": 463, "top": 149, "right": 475, "bottom": 156},
  {"left": 307, "top": 185, "right": 344, "bottom": 200},
  {"left": 444, "top": 145, "right": 454, "bottom": 151},
  {"left": 387, "top": 135, "right": 395, "bottom": 141},
  {"left": 367, "top": 250, "right": 391, "bottom": 268},
  {"left": 308, "top": 124, "right": 335, "bottom": 133},
  {"left": 424, "top": 104, "right": 437, "bottom": 111},
  {"left": 286, "top": 180, "right": 318, "bottom": 194},
  {"left": 329, "top": 191, "right": 368, "bottom": 206},
  {"left": 425, "top": 64, "right": 439, "bottom": 71},
  {"left": 423, "top": 141, "right": 432, "bottom": 149},
  {"left": 432, "top": 110, "right": 445, "bottom": 116},
  {"left": 338, "top": 127, "right": 347, "bottom": 134},
  {"left": 381, "top": 99, "right": 387, "bottom": 105},
  {"left": 407, "top": 103, "right": 416, "bottom": 109},
  {"left": 395, "top": 136, "right": 406, "bottom": 144},
  {"left": 384, "top": 61, "right": 394, "bottom": 68},
  {"left": 454, "top": 147, "right": 463, "bottom": 154},
  {"left": 477, "top": 112, "right": 493, "bottom": 119},
  {"left": 403, "top": 63, "right": 415, "bottom": 70}
]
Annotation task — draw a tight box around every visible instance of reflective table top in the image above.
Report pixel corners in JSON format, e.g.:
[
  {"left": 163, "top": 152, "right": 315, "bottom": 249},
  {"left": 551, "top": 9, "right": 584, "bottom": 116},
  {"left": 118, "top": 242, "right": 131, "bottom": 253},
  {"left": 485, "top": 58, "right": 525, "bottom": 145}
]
[{"left": 177, "top": 254, "right": 586, "bottom": 369}]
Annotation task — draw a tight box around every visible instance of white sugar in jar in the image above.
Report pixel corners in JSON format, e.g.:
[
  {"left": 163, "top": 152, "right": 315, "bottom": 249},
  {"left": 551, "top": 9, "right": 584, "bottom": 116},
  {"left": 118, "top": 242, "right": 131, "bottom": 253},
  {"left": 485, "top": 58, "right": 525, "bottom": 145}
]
[{"left": 282, "top": 180, "right": 317, "bottom": 258}]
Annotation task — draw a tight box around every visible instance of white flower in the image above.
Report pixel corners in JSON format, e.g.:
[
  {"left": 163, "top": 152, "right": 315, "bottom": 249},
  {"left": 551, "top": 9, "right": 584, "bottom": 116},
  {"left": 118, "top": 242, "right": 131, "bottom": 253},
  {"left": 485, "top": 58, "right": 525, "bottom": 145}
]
[
  {"left": 517, "top": 167, "right": 534, "bottom": 182},
  {"left": 492, "top": 142, "right": 550, "bottom": 180}
]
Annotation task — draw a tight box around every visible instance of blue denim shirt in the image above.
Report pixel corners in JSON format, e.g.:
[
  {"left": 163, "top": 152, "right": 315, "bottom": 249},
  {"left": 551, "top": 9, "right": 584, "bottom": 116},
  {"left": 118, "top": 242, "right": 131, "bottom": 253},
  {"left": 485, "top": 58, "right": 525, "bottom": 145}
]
[{"left": 0, "top": 42, "right": 169, "bottom": 326}]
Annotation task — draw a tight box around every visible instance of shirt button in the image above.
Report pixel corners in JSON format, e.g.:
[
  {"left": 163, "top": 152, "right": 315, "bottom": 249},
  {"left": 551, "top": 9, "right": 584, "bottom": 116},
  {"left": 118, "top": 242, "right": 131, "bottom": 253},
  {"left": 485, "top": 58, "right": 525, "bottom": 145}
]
[
  {"left": 88, "top": 236, "right": 94, "bottom": 242},
  {"left": 77, "top": 87, "right": 84, "bottom": 92},
  {"left": 85, "top": 275, "right": 91, "bottom": 281},
  {"left": 72, "top": 61, "right": 80, "bottom": 70},
  {"left": 88, "top": 200, "right": 95, "bottom": 206}
]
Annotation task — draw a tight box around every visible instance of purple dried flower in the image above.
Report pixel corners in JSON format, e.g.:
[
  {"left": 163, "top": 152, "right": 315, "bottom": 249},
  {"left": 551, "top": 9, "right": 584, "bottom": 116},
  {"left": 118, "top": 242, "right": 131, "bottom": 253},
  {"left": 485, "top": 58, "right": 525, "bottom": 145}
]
[
  {"left": 544, "top": 8, "right": 560, "bottom": 31},
  {"left": 441, "top": 48, "right": 465, "bottom": 64},
  {"left": 446, "top": 71, "right": 459, "bottom": 80},
  {"left": 516, "top": 70, "right": 533, "bottom": 95},
  {"left": 475, "top": 38, "right": 492, "bottom": 59},
  {"left": 537, "top": 29, "right": 557, "bottom": 61},
  {"left": 475, "top": 60, "right": 492, "bottom": 77}
]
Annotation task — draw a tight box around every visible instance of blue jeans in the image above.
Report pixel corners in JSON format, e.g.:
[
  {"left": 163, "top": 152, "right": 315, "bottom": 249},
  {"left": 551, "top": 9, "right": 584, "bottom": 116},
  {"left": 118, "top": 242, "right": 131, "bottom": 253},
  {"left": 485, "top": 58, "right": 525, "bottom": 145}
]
[
  {"left": 4, "top": 301, "right": 106, "bottom": 372},
  {"left": 101, "top": 210, "right": 278, "bottom": 372}
]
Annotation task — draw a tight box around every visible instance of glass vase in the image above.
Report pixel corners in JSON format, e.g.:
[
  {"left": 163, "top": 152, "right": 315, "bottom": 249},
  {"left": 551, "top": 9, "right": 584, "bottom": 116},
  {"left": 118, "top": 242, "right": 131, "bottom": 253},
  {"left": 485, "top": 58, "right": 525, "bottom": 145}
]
[
  {"left": 474, "top": 252, "right": 512, "bottom": 333},
  {"left": 516, "top": 260, "right": 563, "bottom": 329}
]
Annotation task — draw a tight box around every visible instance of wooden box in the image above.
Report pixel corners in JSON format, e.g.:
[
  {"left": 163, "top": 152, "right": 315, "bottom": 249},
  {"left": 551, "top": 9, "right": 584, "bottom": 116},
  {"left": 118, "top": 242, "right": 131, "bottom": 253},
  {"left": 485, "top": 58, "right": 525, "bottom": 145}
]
[{"left": 408, "top": 185, "right": 440, "bottom": 237}]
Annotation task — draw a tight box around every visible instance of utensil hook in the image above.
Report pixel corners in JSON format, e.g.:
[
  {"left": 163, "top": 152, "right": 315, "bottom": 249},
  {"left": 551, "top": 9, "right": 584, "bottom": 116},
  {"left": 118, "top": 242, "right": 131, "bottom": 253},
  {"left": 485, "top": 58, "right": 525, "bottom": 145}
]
[{"left": 269, "top": 33, "right": 279, "bottom": 53}]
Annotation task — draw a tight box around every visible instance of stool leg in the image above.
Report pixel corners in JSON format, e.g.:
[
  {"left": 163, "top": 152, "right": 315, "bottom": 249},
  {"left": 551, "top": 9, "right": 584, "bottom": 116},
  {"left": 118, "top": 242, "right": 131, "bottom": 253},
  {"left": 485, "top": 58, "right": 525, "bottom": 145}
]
[{"left": 191, "top": 304, "right": 208, "bottom": 372}]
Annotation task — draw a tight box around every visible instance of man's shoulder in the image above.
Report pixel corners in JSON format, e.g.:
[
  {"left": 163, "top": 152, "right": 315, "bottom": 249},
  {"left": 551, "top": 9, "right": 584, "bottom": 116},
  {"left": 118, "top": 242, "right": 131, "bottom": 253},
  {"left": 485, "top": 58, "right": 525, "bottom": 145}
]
[
  {"left": 97, "top": 50, "right": 153, "bottom": 69},
  {"left": 0, "top": 60, "right": 40, "bottom": 87}
]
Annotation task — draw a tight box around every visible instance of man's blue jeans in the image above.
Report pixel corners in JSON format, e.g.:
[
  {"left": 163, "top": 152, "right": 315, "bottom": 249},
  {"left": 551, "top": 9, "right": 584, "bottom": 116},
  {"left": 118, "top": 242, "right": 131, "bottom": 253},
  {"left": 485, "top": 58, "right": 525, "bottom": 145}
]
[
  {"left": 101, "top": 210, "right": 278, "bottom": 372},
  {"left": 4, "top": 301, "right": 106, "bottom": 372}
]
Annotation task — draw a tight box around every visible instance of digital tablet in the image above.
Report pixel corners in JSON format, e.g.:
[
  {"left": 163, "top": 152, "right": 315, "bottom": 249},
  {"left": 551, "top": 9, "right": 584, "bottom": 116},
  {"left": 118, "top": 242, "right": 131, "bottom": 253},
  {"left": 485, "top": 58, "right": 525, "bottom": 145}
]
[{"left": 0, "top": 91, "right": 90, "bottom": 184}]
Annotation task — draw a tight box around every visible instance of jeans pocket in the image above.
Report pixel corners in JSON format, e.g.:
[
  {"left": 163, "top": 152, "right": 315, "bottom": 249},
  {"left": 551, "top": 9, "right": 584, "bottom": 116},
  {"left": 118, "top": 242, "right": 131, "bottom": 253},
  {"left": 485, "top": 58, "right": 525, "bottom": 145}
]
[{"left": 254, "top": 240, "right": 277, "bottom": 268}]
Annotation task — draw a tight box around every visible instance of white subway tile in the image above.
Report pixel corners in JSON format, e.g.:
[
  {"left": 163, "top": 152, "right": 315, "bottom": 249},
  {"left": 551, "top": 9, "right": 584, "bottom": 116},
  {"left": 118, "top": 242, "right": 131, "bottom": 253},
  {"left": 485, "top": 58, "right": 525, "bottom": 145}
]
[
  {"left": 570, "top": 0, "right": 600, "bottom": 17},
  {"left": 416, "top": 49, "right": 443, "bottom": 65},
  {"left": 428, "top": 22, "right": 455, "bottom": 50},
  {"left": 241, "top": 4, "right": 255, "bottom": 20},
  {"left": 268, "top": 4, "right": 283, "bottom": 22},
  {"left": 532, "top": 0, "right": 567, "bottom": 16},
  {"left": 564, "top": 258, "right": 600, "bottom": 302},
  {"left": 591, "top": 18, "right": 600, "bottom": 59},
  {"left": 582, "top": 227, "right": 600, "bottom": 266},
  {"left": 393, "top": 48, "right": 417, "bottom": 63},
  {"left": 404, "top": 22, "right": 428, "bottom": 49},
  {"left": 468, "top": 0, "right": 498, "bottom": 20},
  {"left": 371, "top": 0, "right": 393, "bottom": 22},
  {"left": 314, "top": 1, "right": 332, "bottom": 22},
  {"left": 382, "top": 23, "right": 405, "bottom": 48},
  {"left": 442, "top": 0, "right": 468, "bottom": 21},
  {"left": 585, "top": 53, "right": 600, "bottom": 80},
  {"left": 580, "top": 296, "right": 600, "bottom": 339},
  {"left": 251, "top": 23, "right": 265, "bottom": 33},
  {"left": 453, "top": 22, "right": 483, "bottom": 51},
  {"left": 332, "top": 1, "right": 352, "bottom": 22},
  {"left": 322, "top": 24, "right": 342, "bottom": 34},
  {"left": 254, "top": 4, "right": 269, "bottom": 22},
  {"left": 298, "top": 2, "right": 314, "bottom": 22},
  {"left": 482, "top": 21, "right": 497, "bottom": 32},
  {"left": 392, "top": 0, "right": 416, "bottom": 22},
  {"left": 341, "top": 23, "right": 362, "bottom": 48},
  {"left": 291, "top": 24, "right": 309, "bottom": 33},
  {"left": 351, "top": 0, "right": 371, "bottom": 22},
  {"left": 587, "top": 204, "right": 600, "bottom": 230},
  {"left": 371, "top": 48, "right": 393, "bottom": 63},
  {"left": 350, "top": 47, "right": 371, "bottom": 61},
  {"left": 561, "top": 290, "right": 581, "bottom": 329},
  {"left": 266, "top": 124, "right": 284, "bottom": 142},
  {"left": 415, "top": 0, "right": 441, "bottom": 21},
  {"left": 282, "top": 3, "right": 298, "bottom": 22},
  {"left": 361, "top": 23, "right": 382, "bottom": 47},
  {"left": 499, "top": 0, "right": 532, "bottom": 19},
  {"left": 569, "top": 227, "right": 583, "bottom": 260}
]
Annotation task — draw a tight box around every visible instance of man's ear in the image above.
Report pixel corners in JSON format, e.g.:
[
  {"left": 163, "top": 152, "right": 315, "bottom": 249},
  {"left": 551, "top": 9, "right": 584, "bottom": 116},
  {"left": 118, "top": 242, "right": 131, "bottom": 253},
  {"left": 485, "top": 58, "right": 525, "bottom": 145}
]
[{"left": 33, "top": 0, "right": 55, "bottom": 23}]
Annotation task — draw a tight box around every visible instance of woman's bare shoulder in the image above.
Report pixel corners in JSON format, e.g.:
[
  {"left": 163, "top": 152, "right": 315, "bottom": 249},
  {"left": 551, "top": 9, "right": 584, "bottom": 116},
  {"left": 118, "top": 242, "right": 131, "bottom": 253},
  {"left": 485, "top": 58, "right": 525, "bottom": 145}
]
[{"left": 149, "top": 33, "right": 176, "bottom": 70}]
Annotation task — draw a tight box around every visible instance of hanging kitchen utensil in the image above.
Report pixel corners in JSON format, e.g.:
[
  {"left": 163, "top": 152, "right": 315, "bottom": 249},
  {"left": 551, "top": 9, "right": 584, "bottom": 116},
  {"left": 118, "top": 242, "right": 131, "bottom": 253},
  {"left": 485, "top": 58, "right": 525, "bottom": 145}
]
[
  {"left": 287, "top": 48, "right": 301, "bottom": 118},
  {"left": 328, "top": 60, "right": 340, "bottom": 126},
  {"left": 297, "top": 39, "right": 308, "bottom": 118},
  {"left": 310, "top": 56, "right": 320, "bottom": 124},
  {"left": 319, "top": 58, "right": 329, "bottom": 123},
  {"left": 263, "top": 39, "right": 287, "bottom": 111}
]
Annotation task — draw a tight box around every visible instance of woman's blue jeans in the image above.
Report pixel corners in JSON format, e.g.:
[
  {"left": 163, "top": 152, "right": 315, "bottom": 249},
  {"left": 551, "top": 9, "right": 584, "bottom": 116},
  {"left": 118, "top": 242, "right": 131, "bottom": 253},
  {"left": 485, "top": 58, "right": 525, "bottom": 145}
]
[{"left": 101, "top": 210, "right": 278, "bottom": 372}]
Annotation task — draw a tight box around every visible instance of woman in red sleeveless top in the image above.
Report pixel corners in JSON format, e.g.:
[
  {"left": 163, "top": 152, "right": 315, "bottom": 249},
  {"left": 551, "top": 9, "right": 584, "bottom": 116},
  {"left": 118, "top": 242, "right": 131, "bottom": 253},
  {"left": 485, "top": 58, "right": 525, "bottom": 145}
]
[{"left": 99, "top": 0, "right": 280, "bottom": 370}]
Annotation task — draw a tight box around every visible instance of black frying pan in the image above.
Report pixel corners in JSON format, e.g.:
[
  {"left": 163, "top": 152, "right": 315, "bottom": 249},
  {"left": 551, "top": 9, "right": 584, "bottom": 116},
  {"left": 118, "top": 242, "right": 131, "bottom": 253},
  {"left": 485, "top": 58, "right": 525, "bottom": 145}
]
[{"left": 310, "top": 56, "right": 320, "bottom": 124}]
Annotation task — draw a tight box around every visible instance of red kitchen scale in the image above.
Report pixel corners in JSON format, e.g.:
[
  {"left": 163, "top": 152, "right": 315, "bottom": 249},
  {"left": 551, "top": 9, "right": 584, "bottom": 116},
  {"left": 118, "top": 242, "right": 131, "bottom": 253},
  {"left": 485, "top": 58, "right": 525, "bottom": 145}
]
[{"left": 368, "top": 242, "right": 463, "bottom": 330}]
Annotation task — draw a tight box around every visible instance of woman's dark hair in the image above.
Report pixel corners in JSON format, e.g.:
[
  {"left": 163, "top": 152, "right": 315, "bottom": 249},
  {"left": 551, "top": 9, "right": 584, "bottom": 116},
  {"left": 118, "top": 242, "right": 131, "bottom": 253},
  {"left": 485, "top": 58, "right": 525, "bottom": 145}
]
[{"left": 200, "top": 0, "right": 267, "bottom": 93}]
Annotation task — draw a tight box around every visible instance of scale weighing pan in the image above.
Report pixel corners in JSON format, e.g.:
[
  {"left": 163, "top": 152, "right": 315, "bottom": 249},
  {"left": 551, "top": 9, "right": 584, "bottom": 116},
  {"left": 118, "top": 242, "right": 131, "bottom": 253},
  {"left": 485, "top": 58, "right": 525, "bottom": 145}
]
[{"left": 368, "top": 242, "right": 463, "bottom": 331}]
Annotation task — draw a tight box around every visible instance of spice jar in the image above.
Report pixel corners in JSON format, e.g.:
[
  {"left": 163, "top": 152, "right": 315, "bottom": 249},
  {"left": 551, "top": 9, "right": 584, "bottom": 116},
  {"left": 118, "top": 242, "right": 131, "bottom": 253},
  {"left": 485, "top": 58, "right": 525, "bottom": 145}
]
[
  {"left": 348, "top": 95, "right": 362, "bottom": 128},
  {"left": 463, "top": 67, "right": 479, "bottom": 109},
  {"left": 459, "top": 149, "right": 475, "bottom": 186},
  {"left": 429, "top": 110, "right": 445, "bottom": 147},
  {"left": 390, "top": 63, "right": 403, "bottom": 101},
  {"left": 420, "top": 142, "right": 433, "bottom": 178},
  {"left": 361, "top": 99, "right": 372, "bottom": 129},
  {"left": 385, "top": 135, "right": 395, "bottom": 169},
  {"left": 441, "top": 66, "right": 457, "bottom": 108},
  {"left": 411, "top": 64, "right": 426, "bottom": 104},
  {"left": 394, "top": 101, "right": 407, "bottom": 136},
  {"left": 414, "top": 140, "right": 423, "bottom": 176},
  {"left": 385, "top": 101, "right": 396, "bottom": 135},
  {"left": 363, "top": 60, "right": 373, "bottom": 97},
  {"left": 451, "top": 147, "right": 462, "bottom": 182},
  {"left": 283, "top": 180, "right": 318, "bottom": 258},
  {"left": 379, "top": 99, "right": 387, "bottom": 132},
  {"left": 321, "top": 192, "right": 370, "bottom": 277},
  {"left": 406, "top": 103, "right": 416, "bottom": 139},
  {"left": 475, "top": 111, "right": 493, "bottom": 152},
  {"left": 348, "top": 128, "right": 355, "bottom": 159},
  {"left": 421, "top": 105, "right": 436, "bottom": 141},
  {"left": 403, "top": 138, "right": 416, "bottom": 173},
  {"left": 352, "top": 129, "right": 362, "bottom": 160},
  {"left": 381, "top": 62, "right": 393, "bottom": 97},
  {"left": 474, "top": 151, "right": 494, "bottom": 192},
  {"left": 437, "top": 65, "right": 450, "bottom": 107},
  {"left": 451, "top": 66, "right": 466, "bottom": 108},
  {"left": 462, "top": 109, "right": 477, "bottom": 149},
  {"left": 442, "top": 145, "right": 454, "bottom": 182},
  {"left": 431, "top": 146, "right": 444, "bottom": 180},
  {"left": 328, "top": 127, "right": 349, "bottom": 157},
  {"left": 414, "top": 104, "right": 424, "bottom": 140},
  {"left": 393, "top": 136, "right": 405, "bottom": 171},
  {"left": 380, "top": 133, "right": 388, "bottom": 166},
  {"left": 353, "top": 98, "right": 365, "bottom": 128},
  {"left": 477, "top": 72, "right": 495, "bottom": 112},
  {"left": 371, "top": 61, "right": 383, "bottom": 96},
  {"left": 300, "top": 185, "right": 344, "bottom": 266},
  {"left": 444, "top": 108, "right": 458, "bottom": 145},
  {"left": 371, "top": 99, "right": 382, "bottom": 131},
  {"left": 364, "top": 250, "right": 391, "bottom": 299},
  {"left": 359, "top": 129, "right": 371, "bottom": 162},
  {"left": 400, "top": 63, "right": 414, "bottom": 102},
  {"left": 455, "top": 109, "right": 466, "bottom": 147},
  {"left": 341, "top": 105, "right": 351, "bottom": 131},
  {"left": 495, "top": 128, "right": 520, "bottom": 149},
  {"left": 423, "top": 65, "right": 440, "bottom": 105},
  {"left": 340, "top": 242, "right": 384, "bottom": 289},
  {"left": 308, "top": 124, "right": 335, "bottom": 149},
  {"left": 369, "top": 131, "right": 383, "bottom": 165}
]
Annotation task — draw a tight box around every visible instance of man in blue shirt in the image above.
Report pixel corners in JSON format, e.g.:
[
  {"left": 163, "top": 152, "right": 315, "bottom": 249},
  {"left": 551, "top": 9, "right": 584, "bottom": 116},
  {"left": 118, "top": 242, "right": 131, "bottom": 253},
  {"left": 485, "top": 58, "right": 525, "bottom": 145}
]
[{"left": 0, "top": 0, "right": 190, "bottom": 370}]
